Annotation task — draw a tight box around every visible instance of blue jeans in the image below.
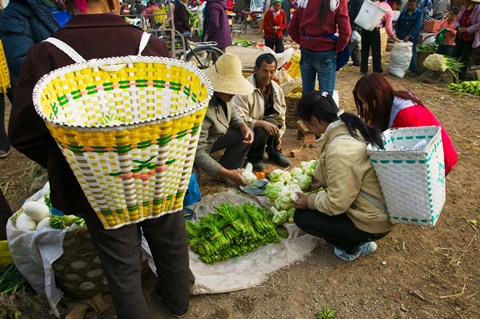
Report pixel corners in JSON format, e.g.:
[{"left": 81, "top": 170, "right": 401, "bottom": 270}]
[{"left": 300, "top": 48, "right": 336, "bottom": 96}]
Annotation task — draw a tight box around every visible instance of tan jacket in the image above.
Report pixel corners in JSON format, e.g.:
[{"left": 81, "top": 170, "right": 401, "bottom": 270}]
[
  {"left": 194, "top": 94, "right": 245, "bottom": 177},
  {"left": 231, "top": 75, "right": 287, "bottom": 138},
  {"left": 307, "top": 121, "right": 393, "bottom": 234}
]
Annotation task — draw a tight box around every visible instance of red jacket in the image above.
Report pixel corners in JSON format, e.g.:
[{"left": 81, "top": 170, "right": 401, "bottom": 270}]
[
  {"left": 288, "top": 0, "right": 351, "bottom": 52},
  {"left": 263, "top": 8, "right": 287, "bottom": 39},
  {"left": 392, "top": 105, "right": 458, "bottom": 175}
]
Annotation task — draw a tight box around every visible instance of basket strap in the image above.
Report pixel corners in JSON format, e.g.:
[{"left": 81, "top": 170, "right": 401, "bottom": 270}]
[
  {"left": 359, "top": 190, "right": 388, "bottom": 215},
  {"left": 43, "top": 37, "right": 87, "bottom": 63},
  {"left": 137, "top": 32, "right": 151, "bottom": 56}
]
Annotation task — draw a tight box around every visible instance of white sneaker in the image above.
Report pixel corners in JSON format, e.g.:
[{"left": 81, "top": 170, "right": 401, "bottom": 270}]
[{"left": 333, "top": 241, "right": 377, "bottom": 262}]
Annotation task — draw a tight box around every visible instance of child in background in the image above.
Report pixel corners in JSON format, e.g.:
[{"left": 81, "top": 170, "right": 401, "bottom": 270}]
[
  {"left": 435, "top": 8, "right": 459, "bottom": 56},
  {"left": 263, "top": 0, "right": 287, "bottom": 53}
]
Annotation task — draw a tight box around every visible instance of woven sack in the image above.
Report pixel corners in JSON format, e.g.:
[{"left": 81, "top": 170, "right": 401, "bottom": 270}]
[
  {"left": 366, "top": 126, "right": 446, "bottom": 227},
  {"left": 33, "top": 56, "right": 213, "bottom": 230},
  {"left": 52, "top": 226, "right": 108, "bottom": 300}
]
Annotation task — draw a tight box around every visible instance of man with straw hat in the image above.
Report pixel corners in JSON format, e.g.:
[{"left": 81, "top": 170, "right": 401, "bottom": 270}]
[{"left": 194, "top": 53, "right": 255, "bottom": 187}]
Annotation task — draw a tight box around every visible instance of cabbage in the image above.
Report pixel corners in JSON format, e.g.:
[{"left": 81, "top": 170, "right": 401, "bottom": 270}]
[
  {"left": 295, "top": 174, "right": 312, "bottom": 191},
  {"left": 264, "top": 181, "right": 285, "bottom": 200},
  {"left": 300, "top": 160, "right": 317, "bottom": 176},
  {"left": 269, "top": 169, "right": 292, "bottom": 183},
  {"left": 290, "top": 167, "right": 303, "bottom": 177}
]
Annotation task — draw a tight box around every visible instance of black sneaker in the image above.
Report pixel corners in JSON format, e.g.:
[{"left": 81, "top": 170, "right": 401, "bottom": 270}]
[
  {"left": 268, "top": 150, "right": 291, "bottom": 167},
  {"left": 250, "top": 160, "right": 265, "bottom": 172}
]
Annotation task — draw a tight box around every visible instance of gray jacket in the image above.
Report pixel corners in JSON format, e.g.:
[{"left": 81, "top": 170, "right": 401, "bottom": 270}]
[{"left": 194, "top": 94, "right": 245, "bottom": 176}]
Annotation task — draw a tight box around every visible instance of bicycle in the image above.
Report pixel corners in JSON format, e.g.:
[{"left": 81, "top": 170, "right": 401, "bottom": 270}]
[
  {"left": 238, "top": 9, "right": 263, "bottom": 35},
  {"left": 154, "top": 29, "right": 223, "bottom": 70}
]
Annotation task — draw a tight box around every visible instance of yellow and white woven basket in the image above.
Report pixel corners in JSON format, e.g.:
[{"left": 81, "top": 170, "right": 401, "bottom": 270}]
[
  {"left": 367, "top": 126, "right": 446, "bottom": 227},
  {"left": 33, "top": 56, "right": 213, "bottom": 229}
]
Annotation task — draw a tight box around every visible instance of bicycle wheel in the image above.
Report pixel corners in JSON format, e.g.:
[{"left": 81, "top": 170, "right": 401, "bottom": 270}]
[
  {"left": 185, "top": 46, "right": 224, "bottom": 70},
  {"left": 240, "top": 19, "right": 248, "bottom": 35}
]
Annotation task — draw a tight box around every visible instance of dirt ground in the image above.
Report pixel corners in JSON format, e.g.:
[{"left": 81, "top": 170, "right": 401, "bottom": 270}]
[{"left": 1, "top": 30, "right": 480, "bottom": 319}]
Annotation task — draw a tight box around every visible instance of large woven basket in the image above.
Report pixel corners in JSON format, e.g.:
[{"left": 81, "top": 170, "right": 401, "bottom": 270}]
[
  {"left": 366, "top": 126, "right": 446, "bottom": 227},
  {"left": 285, "top": 88, "right": 302, "bottom": 129},
  {"left": 33, "top": 56, "right": 213, "bottom": 229}
]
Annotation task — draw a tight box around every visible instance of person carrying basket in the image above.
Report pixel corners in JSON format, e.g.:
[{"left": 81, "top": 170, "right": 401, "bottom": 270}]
[{"left": 9, "top": 0, "right": 191, "bottom": 317}]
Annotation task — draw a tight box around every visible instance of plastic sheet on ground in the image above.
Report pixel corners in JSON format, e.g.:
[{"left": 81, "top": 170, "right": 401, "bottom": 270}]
[{"left": 164, "top": 189, "right": 319, "bottom": 294}]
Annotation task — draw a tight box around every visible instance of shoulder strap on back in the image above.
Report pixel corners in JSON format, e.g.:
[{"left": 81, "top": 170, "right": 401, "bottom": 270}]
[
  {"left": 43, "top": 37, "right": 87, "bottom": 63},
  {"left": 137, "top": 32, "right": 151, "bottom": 56}
]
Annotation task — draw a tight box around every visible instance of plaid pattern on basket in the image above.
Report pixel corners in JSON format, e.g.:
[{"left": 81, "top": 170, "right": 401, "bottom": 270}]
[
  {"left": 367, "top": 126, "right": 446, "bottom": 227},
  {"left": 33, "top": 56, "right": 213, "bottom": 229}
]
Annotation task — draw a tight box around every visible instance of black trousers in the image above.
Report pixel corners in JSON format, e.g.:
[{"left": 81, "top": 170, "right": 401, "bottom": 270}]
[
  {"left": 265, "top": 37, "right": 285, "bottom": 53},
  {"left": 361, "top": 28, "right": 383, "bottom": 73},
  {"left": 248, "top": 127, "right": 280, "bottom": 162},
  {"left": 294, "top": 208, "right": 389, "bottom": 253},
  {"left": 349, "top": 37, "right": 361, "bottom": 66},
  {"left": 0, "top": 190, "right": 12, "bottom": 240},
  {"left": 83, "top": 208, "right": 190, "bottom": 318},
  {"left": 454, "top": 38, "right": 474, "bottom": 81}
]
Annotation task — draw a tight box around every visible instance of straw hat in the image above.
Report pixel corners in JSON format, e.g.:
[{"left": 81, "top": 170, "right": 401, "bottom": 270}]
[{"left": 202, "top": 53, "right": 254, "bottom": 96}]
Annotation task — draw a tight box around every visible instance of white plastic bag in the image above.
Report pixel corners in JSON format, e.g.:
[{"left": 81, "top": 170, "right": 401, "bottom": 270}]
[
  {"left": 389, "top": 41, "right": 413, "bottom": 78},
  {"left": 6, "top": 183, "right": 67, "bottom": 317},
  {"left": 354, "top": 0, "right": 388, "bottom": 31}
]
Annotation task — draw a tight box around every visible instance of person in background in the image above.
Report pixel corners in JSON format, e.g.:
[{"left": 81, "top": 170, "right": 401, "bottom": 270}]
[
  {"left": 194, "top": 53, "right": 255, "bottom": 186},
  {"left": 390, "top": 0, "right": 404, "bottom": 23},
  {"left": 433, "top": 0, "right": 450, "bottom": 20},
  {"left": 353, "top": 73, "right": 458, "bottom": 175},
  {"left": 174, "top": 0, "right": 192, "bottom": 36},
  {"left": 394, "top": 0, "right": 423, "bottom": 75},
  {"left": 435, "top": 7, "right": 458, "bottom": 56},
  {"left": 288, "top": 0, "right": 351, "bottom": 96},
  {"left": 203, "top": 0, "right": 232, "bottom": 52},
  {"left": 0, "top": 0, "right": 69, "bottom": 92},
  {"left": 360, "top": 0, "right": 400, "bottom": 74},
  {"left": 263, "top": 0, "right": 287, "bottom": 53},
  {"left": 418, "top": 0, "right": 433, "bottom": 18},
  {"left": 232, "top": 53, "right": 291, "bottom": 171},
  {"left": 9, "top": 0, "right": 191, "bottom": 317},
  {"left": 453, "top": 0, "right": 480, "bottom": 81},
  {"left": 144, "top": 0, "right": 160, "bottom": 28},
  {"left": 134, "top": 0, "right": 144, "bottom": 16},
  {"left": 293, "top": 91, "right": 392, "bottom": 262},
  {"left": 281, "top": 0, "right": 291, "bottom": 36},
  {"left": 347, "top": 0, "right": 363, "bottom": 67}
]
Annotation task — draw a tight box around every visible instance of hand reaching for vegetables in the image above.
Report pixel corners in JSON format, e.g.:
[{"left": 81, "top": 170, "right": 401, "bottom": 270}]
[
  {"left": 293, "top": 192, "right": 308, "bottom": 209},
  {"left": 219, "top": 167, "right": 247, "bottom": 186}
]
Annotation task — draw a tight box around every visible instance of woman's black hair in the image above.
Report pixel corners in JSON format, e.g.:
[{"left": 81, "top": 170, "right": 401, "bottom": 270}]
[{"left": 295, "top": 91, "right": 384, "bottom": 149}]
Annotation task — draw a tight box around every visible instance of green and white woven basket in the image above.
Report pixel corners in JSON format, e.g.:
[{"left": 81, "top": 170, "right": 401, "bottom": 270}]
[{"left": 367, "top": 126, "right": 445, "bottom": 227}]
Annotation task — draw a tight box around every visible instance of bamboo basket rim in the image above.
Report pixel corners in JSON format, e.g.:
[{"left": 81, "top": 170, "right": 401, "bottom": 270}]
[{"left": 32, "top": 55, "right": 213, "bottom": 131}]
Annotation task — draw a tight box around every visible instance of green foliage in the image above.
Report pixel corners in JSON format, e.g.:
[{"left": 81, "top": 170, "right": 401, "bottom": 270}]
[
  {"left": 316, "top": 306, "right": 336, "bottom": 319},
  {"left": 186, "top": 203, "right": 280, "bottom": 264}
]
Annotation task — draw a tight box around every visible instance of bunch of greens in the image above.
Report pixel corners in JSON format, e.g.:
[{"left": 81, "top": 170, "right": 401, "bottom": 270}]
[
  {"left": 449, "top": 80, "right": 480, "bottom": 96},
  {"left": 417, "top": 43, "right": 436, "bottom": 53},
  {"left": 186, "top": 202, "right": 281, "bottom": 264},
  {"left": 423, "top": 53, "right": 463, "bottom": 81}
]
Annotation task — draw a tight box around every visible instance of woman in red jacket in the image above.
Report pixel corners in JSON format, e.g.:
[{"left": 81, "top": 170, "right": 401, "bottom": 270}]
[
  {"left": 263, "top": 0, "right": 287, "bottom": 53},
  {"left": 353, "top": 73, "right": 458, "bottom": 175}
]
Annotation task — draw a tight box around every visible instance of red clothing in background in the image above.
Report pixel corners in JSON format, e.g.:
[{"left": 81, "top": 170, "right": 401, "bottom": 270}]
[
  {"left": 288, "top": 0, "right": 351, "bottom": 52},
  {"left": 435, "top": 18, "right": 457, "bottom": 46},
  {"left": 263, "top": 8, "right": 287, "bottom": 39},
  {"left": 392, "top": 105, "right": 458, "bottom": 175}
]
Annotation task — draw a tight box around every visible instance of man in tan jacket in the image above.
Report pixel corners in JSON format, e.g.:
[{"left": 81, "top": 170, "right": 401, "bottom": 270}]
[{"left": 232, "top": 53, "right": 291, "bottom": 171}]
